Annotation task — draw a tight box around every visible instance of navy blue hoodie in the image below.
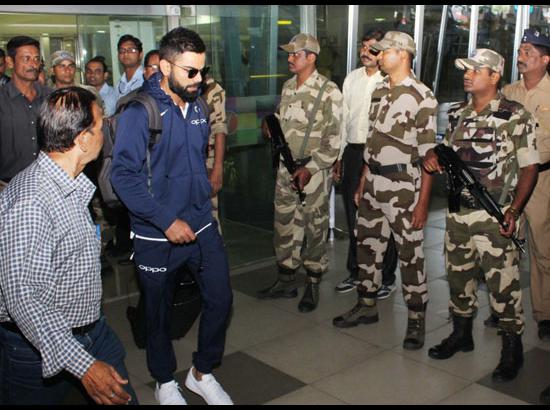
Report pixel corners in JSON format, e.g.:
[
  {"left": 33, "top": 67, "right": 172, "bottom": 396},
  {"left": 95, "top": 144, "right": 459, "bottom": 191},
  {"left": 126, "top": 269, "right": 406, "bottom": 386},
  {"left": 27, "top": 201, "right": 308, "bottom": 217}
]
[{"left": 110, "top": 72, "right": 212, "bottom": 239}]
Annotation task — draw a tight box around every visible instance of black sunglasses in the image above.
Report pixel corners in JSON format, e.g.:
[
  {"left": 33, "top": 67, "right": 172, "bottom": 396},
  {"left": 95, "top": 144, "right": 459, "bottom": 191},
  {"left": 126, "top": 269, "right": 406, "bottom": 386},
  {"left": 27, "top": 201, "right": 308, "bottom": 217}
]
[
  {"left": 369, "top": 48, "right": 381, "bottom": 56},
  {"left": 168, "top": 61, "right": 210, "bottom": 79}
]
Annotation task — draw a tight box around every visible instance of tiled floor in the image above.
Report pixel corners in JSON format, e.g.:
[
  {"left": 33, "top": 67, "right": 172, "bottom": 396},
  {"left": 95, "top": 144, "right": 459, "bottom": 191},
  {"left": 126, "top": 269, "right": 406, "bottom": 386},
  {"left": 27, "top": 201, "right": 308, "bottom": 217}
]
[{"left": 77, "top": 189, "right": 548, "bottom": 405}]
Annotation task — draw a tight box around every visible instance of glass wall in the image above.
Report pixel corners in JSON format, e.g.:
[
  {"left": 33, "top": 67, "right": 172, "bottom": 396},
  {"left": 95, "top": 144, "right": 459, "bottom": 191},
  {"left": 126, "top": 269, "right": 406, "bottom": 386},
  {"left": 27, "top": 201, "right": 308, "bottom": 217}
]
[
  {"left": 530, "top": 5, "right": 550, "bottom": 36},
  {"left": 357, "top": 4, "right": 416, "bottom": 41},
  {"left": 0, "top": 13, "right": 79, "bottom": 86},
  {"left": 476, "top": 5, "right": 517, "bottom": 86},
  {"left": 181, "top": 5, "right": 302, "bottom": 265},
  {"left": 316, "top": 5, "right": 349, "bottom": 88},
  {"left": 77, "top": 15, "right": 166, "bottom": 86},
  {"left": 420, "top": 5, "right": 444, "bottom": 91}
]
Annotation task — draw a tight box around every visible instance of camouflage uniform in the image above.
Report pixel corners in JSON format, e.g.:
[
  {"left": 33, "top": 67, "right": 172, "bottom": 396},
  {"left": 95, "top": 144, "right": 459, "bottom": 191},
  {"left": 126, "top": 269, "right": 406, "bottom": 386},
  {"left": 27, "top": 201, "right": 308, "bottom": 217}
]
[
  {"left": 357, "top": 73, "right": 437, "bottom": 311},
  {"left": 443, "top": 94, "right": 539, "bottom": 334},
  {"left": 203, "top": 76, "right": 228, "bottom": 234},
  {"left": 274, "top": 69, "right": 343, "bottom": 274}
]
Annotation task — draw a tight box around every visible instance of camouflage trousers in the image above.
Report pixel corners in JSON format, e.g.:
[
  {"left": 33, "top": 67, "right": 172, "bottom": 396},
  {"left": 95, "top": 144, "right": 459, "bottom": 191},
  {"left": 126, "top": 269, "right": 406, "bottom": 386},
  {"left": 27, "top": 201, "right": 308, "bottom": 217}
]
[
  {"left": 273, "top": 165, "right": 331, "bottom": 275},
  {"left": 357, "top": 170, "right": 428, "bottom": 310},
  {"left": 445, "top": 208, "right": 524, "bottom": 335},
  {"left": 206, "top": 151, "right": 221, "bottom": 235}
]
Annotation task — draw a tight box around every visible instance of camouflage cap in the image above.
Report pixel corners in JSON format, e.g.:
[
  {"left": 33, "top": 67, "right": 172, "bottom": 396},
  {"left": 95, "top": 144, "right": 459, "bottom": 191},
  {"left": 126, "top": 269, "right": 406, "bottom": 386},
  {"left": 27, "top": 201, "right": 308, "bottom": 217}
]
[
  {"left": 51, "top": 50, "right": 75, "bottom": 66},
  {"left": 455, "top": 48, "right": 504, "bottom": 75},
  {"left": 370, "top": 31, "right": 416, "bottom": 57},
  {"left": 279, "top": 33, "right": 320, "bottom": 55}
]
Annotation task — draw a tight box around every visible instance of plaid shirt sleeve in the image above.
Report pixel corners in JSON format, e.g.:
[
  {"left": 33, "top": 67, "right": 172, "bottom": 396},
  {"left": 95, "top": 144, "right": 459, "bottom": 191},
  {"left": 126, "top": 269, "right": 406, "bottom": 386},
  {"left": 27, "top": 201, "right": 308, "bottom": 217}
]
[{"left": 0, "top": 198, "right": 95, "bottom": 379}]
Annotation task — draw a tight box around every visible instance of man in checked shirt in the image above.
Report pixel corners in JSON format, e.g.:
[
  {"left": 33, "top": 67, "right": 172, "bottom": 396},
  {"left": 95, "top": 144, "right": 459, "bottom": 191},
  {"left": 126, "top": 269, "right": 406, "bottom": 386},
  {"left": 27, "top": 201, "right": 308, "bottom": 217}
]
[{"left": 0, "top": 87, "right": 137, "bottom": 405}]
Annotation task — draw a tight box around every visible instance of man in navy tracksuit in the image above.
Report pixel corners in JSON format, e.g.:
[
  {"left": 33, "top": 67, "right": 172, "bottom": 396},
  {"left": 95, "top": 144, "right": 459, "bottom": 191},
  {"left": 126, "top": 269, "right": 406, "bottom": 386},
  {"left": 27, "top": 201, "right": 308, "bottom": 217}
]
[{"left": 111, "top": 27, "right": 233, "bottom": 405}]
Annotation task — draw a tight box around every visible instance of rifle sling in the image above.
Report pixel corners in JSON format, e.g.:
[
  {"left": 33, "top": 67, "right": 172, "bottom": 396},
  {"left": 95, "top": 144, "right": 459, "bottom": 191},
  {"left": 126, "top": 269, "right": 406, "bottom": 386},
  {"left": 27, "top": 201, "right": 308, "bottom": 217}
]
[{"left": 298, "top": 79, "right": 330, "bottom": 160}]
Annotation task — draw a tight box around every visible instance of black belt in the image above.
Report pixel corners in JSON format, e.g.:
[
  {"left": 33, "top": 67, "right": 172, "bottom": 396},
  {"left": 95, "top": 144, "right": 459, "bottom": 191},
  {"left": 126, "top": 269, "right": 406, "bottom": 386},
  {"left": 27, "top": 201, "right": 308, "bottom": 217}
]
[
  {"left": 368, "top": 163, "right": 409, "bottom": 176},
  {"left": 1, "top": 320, "right": 98, "bottom": 336},
  {"left": 539, "top": 162, "right": 550, "bottom": 173},
  {"left": 347, "top": 143, "right": 365, "bottom": 150}
]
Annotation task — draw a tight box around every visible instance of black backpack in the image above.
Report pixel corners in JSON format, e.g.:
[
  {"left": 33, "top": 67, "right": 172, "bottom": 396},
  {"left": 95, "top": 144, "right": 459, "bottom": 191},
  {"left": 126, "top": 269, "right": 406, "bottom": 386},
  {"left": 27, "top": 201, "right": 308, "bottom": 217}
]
[
  {"left": 126, "top": 264, "right": 202, "bottom": 349},
  {"left": 98, "top": 90, "right": 162, "bottom": 208},
  {"left": 97, "top": 89, "right": 211, "bottom": 208}
]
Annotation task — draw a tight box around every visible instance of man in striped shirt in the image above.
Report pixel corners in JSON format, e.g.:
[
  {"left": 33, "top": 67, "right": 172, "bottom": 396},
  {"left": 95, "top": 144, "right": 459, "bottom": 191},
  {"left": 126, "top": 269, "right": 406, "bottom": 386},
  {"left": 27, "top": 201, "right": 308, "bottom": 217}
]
[{"left": 0, "top": 87, "right": 137, "bottom": 405}]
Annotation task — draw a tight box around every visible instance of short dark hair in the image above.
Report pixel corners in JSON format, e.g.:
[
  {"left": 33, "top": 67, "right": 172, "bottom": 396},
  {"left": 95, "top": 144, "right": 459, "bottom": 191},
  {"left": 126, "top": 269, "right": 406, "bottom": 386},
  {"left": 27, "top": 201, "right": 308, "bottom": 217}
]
[
  {"left": 38, "top": 87, "right": 97, "bottom": 153},
  {"left": 533, "top": 44, "right": 550, "bottom": 58},
  {"left": 144, "top": 49, "right": 160, "bottom": 67},
  {"left": 159, "top": 27, "right": 206, "bottom": 62},
  {"left": 117, "top": 34, "right": 143, "bottom": 52},
  {"left": 363, "top": 30, "right": 385, "bottom": 43},
  {"left": 6, "top": 36, "right": 40, "bottom": 59},
  {"left": 86, "top": 55, "right": 108, "bottom": 73},
  {"left": 0, "top": 48, "right": 5, "bottom": 59}
]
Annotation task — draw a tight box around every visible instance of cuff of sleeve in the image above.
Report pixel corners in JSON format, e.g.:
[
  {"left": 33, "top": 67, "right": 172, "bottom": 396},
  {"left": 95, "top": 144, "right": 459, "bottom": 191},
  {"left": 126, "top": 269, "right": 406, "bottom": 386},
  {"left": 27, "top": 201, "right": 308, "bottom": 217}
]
[
  {"left": 517, "top": 150, "right": 541, "bottom": 169},
  {"left": 419, "top": 143, "right": 437, "bottom": 158},
  {"left": 58, "top": 340, "right": 96, "bottom": 379},
  {"left": 305, "top": 161, "right": 320, "bottom": 176},
  {"left": 150, "top": 210, "right": 178, "bottom": 233},
  {"left": 210, "top": 124, "right": 228, "bottom": 135}
]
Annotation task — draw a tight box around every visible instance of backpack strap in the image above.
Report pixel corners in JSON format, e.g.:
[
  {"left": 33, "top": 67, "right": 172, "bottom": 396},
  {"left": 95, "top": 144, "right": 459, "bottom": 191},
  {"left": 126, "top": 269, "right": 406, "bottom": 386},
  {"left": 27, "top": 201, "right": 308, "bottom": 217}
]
[
  {"left": 196, "top": 95, "right": 210, "bottom": 121},
  {"left": 130, "top": 92, "right": 163, "bottom": 147},
  {"left": 126, "top": 92, "right": 163, "bottom": 196}
]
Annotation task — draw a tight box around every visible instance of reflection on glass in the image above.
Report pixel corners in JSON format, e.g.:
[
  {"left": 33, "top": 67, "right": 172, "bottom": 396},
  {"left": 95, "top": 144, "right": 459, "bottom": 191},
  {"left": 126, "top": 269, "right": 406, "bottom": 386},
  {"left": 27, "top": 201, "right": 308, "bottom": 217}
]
[
  {"left": 77, "top": 15, "right": 166, "bottom": 86},
  {"left": 420, "top": 5, "right": 444, "bottom": 90},
  {"left": 435, "top": 5, "right": 471, "bottom": 103},
  {"left": 476, "top": 5, "right": 516, "bottom": 86},
  {"left": 530, "top": 5, "right": 550, "bottom": 37},
  {"left": 357, "top": 5, "right": 415, "bottom": 59},
  {"left": 0, "top": 12, "right": 78, "bottom": 84},
  {"left": 316, "top": 5, "right": 348, "bottom": 88}
]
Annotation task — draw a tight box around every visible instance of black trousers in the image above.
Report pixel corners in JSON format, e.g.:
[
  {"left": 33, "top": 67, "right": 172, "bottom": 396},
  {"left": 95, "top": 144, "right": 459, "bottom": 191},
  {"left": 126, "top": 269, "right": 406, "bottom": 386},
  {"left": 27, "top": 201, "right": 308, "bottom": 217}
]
[{"left": 341, "top": 143, "right": 397, "bottom": 285}]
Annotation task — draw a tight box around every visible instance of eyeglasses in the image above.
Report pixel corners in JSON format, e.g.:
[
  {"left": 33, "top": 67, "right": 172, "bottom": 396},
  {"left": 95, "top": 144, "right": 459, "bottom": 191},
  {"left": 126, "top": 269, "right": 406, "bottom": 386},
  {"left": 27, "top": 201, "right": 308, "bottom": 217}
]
[
  {"left": 118, "top": 47, "right": 139, "bottom": 54},
  {"left": 168, "top": 61, "right": 210, "bottom": 79},
  {"left": 145, "top": 64, "right": 159, "bottom": 71}
]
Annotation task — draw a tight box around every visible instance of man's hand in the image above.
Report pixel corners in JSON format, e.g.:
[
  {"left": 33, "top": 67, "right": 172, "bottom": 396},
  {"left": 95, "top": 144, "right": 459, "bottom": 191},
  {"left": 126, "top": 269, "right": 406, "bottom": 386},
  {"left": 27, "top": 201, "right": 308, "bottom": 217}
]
[
  {"left": 165, "top": 219, "right": 196, "bottom": 244},
  {"left": 261, "top": 118, "right": 271, "bottom": 140},
  {"left": 499, "top": 209, "right": 517, "bottom": 238},
  {"left": 423, "top": 148, "right": 444, "bottom": 174},
  {"left": 332, "top": 160, "right": 342, "bottom": 183},
  {"left": 81, "top": 360, "right": 131, "bottom": 405},
  {"left": 292, "top": 167, "right": 312, "bottom": 191},
  {"left": 353, "top": 181, "right": 364, "bottom": 207},
  {"left": 209, "top": 165, "right": 223, "bottom": 195},
  {"left": 411, "top": 201, "right": 429, "bottom": 230}
]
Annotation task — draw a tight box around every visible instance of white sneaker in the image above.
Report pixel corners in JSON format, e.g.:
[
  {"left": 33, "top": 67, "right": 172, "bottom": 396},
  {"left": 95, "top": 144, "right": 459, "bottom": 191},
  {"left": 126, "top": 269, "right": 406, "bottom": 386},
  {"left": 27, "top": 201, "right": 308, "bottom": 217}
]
[
  {"left": 185, "top": 367, "right": 233, "bottom": 405},
  {"left": 154, "top": 380, "right": 187, "bottom": 405}
]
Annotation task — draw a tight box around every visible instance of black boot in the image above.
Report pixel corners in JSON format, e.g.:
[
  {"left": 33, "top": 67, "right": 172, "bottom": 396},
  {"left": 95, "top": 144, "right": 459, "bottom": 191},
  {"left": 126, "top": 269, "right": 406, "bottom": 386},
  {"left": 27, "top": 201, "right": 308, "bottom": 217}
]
[
  {"left": 428, "top": 315, "right": 474, "bottom": 360},
  {"left": 298, "top": 275, "right": 320, "bottom": 313},
  {"left": 403, "top": 310, "right": 425, "bottom": 350},
  {"left": 333, "top": 298, "right": 378, "bottom": 328},
  {"left": 492, "top": 332, "right": 523, "bottom": 382},
  {"left": 257, "top": 266, "right": 298, "bottom": 299}
]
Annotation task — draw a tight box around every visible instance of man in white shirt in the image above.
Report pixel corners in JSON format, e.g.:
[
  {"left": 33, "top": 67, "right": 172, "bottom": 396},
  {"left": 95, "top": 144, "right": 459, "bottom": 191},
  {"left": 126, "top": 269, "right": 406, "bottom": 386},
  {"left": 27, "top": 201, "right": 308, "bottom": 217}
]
[
  {"left": 115, "top": 34, "right": 144, "bottom": 100},
  {"left": 333, "top": 31, "right": 398, "bottom": 297}
]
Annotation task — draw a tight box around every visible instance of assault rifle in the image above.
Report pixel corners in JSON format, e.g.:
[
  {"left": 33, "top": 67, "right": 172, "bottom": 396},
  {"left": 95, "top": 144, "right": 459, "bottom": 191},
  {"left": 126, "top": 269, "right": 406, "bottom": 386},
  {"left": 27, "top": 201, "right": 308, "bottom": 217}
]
[
  {"left": 265, "top": 114, "right": 306, "bottom": 206},
  {"left": 434, "top": 144, "right": 526, "bottom": 253}
]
